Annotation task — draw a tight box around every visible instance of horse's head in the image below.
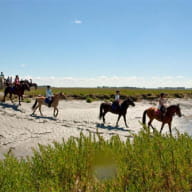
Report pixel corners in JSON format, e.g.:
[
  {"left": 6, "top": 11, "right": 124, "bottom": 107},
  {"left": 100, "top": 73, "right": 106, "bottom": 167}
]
[
  {"left": 23, "top": 82, "right": 30, "bottom": 91},
  {"left": 175, "top": 104, "right": 182, "bottom": 117},
  {"left": 59, "top": 92, "right": 66, "bottom": 99},
  {"left": 124, "top": 97, "right": 135, "bottom": 107},
  {"left": 54, "top": 92, "right": 66, "bottom": 99},
  {"left": 168, "top": 104, "right": 182, "bottom": 117}
]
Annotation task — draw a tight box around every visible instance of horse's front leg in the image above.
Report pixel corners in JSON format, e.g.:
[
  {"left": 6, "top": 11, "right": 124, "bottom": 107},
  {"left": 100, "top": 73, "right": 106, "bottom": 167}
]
[
  {"left": 168, "top": 122, "right": 172, "bottom": 136},
  {"left": 116, "top": 114, "right": 121, "bottom": 127},
  {"left": 53, "top": 107, "right": 58, "bottom": 117},
  {"left": 123, "top": 114, "right": 128, "bottom": 128},
  {"left": 160, "top": 122, "right": 165, "bottom": 134},
  {"left": 103, "top": 111, "right": 107, "bottom": 124},
  {"left": 18, "top": 96, "right": 21, "bottom": 105}
]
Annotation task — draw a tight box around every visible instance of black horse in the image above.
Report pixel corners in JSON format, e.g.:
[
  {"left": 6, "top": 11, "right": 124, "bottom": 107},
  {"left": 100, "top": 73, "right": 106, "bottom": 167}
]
[
  {"left": 20, "top": 79, "right": 38, "bottom": 89},
  {"left": 2, "top": 82, "right": 30, "bottom": 105},
  {"left": 99, "top": 97, "right": 135, "bottom": 127}
]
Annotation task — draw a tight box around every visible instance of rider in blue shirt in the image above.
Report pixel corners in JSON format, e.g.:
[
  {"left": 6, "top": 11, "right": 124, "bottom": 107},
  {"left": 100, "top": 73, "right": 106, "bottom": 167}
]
[{"left": 46, "top": 85, "right": 53, "bottom": 107}]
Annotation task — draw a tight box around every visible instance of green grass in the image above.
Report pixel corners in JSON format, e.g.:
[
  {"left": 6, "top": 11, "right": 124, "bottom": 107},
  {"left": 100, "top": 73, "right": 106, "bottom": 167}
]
[
  {"left": 1, "top": 129, "right": 192, "bottom": 191},
  {"left": 13, "top": 87, "right": 192, "bottom": 101}
]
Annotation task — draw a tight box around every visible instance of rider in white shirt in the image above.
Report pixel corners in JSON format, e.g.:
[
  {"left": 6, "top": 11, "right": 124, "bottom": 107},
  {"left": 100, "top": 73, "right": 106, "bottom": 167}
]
[
  {"left": 112, "top": 90, "right": 120, "bottom": 110},
  {"left": 115, "top": 91, "right": 120, "bottom": 101},
  {"left": 158, "top": 93, "right": 167, "bottom": 117}
]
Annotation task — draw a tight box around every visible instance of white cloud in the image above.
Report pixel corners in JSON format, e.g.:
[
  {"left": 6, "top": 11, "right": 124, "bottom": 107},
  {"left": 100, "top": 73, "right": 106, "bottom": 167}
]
[
  {"left": 73, "top": 20, "right": 82, "bottom": 24},
  {"left": 28, "top": 76, "right": 192, "bottom": 88},
  {"left": 20, "top": 64, "right": 27, "bottom": 68}
]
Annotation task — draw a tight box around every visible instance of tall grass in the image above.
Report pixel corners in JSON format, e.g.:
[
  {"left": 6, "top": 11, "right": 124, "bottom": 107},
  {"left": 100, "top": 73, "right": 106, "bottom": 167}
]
[
  {"left": 23, "top": 87, "right": 192, "bottom": 101},
  {"left": 1, "top": 129, "right": 192, "bottom": 191},
  {"left": 1, "top": 87, "right": 192, "bottom": 101}
]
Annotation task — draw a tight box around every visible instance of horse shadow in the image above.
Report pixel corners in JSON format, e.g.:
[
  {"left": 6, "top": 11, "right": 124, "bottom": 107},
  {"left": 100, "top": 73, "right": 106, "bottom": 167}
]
[
  {"left": 30, "top": 114, "right": 57, "bottom": 121},
  {"left": 0, "top": 102, "right": 22, "bottom": 112},
  {"left": 96, "top": 123, "right": 132, "bottom": 132}
]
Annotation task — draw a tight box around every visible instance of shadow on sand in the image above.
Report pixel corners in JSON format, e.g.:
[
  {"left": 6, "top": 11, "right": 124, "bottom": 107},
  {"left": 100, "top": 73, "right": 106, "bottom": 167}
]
[
  {"left": 30, "top": 114, "right": 56, "bottom": 121},
  {"left": 96, "top": 123, "right": 132, "bottom": 132},
  {"left": 0, "top": 102, "right": 22, "bottom": 112}
]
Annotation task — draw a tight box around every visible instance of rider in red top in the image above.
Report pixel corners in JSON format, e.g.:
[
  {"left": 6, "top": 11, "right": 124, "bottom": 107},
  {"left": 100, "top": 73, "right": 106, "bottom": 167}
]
[{"left": 14, "top": 75, "right": 20, "bottom": 87}]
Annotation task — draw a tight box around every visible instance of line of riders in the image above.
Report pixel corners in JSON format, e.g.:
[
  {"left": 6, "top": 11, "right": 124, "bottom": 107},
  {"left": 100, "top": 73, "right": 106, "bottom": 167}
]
[
  {"left": 4, "top": 75, "right": 168, "bottom": 116},
  {"left": 2, "top": 76, "right": 181, "bottom": 133}
]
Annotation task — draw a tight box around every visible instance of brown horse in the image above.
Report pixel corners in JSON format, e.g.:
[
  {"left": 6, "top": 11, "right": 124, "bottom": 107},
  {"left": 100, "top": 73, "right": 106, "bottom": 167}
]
[
  {"left": 99, "top": 97, "right": 135, "bottom": 127},
  {"left": 142, "top": 104, "right": 182, "bottom": 135},
  {"left": 31, "top": 92, "right": 65, "bottom": 117},
  {"left": 2, "top": 82, "right": 30, "bottom": 105}
]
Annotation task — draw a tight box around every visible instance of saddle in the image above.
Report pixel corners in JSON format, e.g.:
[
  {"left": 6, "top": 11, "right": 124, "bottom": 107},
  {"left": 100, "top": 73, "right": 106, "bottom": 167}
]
[
  {"left": 155, "top": 108, "right": 166, "bottom": 120},
  {"left": 154, "top": 108, "right": 161, "bottom": 116},
  {"left": 111, "top": 101, "right": 120, "bottom": 112},
  {"left": 45, "top": 98, "right": 50, "bottom": 104},
  {"left": 45, "top": 97, "right": 53, "bottom": 107}
]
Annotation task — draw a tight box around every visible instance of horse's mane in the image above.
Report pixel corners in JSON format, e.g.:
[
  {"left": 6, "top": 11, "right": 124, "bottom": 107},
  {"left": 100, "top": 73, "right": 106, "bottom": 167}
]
[
  {"left": 167, "top": 104, "right": 179, "bottom": 110},
  {"left": 120, "top": 98, "right": 133, "bottom": 107}
]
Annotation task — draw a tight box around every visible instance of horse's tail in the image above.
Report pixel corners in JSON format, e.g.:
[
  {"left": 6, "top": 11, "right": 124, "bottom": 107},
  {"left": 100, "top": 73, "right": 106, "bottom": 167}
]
[
  {"left": 142, "top": 110, "right": 147, "bottom": 124},
  {"left": 32, "top": 99, "right": 37, "bottom": 110},
  {"left": 99, "top": 103, "right": 104, "bottom": 119}
]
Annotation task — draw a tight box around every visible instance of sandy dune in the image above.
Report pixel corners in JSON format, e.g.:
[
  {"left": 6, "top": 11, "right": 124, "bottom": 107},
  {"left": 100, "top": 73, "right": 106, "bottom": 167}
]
[{"left": 0, "top": 97, "right": 192, "bottom": 159}]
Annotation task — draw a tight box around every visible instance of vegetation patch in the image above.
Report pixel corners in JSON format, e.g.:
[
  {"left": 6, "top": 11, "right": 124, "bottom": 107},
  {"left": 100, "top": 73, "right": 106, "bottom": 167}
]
[
  {"left": 1, "top": 129, "right": 192, "bottom": 191},
  {"left": 1, "top": 87, "right": 192, "bottom": 101}
]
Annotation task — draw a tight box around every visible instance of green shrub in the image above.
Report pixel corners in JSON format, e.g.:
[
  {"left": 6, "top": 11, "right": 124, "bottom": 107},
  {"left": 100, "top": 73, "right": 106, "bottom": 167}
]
[
  {"left": 23, "top": 98, "right": 31, "bottom": 103},
  {"left": 86, "top": 97, "right": 93, "bottom": 103},
  {"left": 1, "top": 129, "right": 192, "bottom": 191}
]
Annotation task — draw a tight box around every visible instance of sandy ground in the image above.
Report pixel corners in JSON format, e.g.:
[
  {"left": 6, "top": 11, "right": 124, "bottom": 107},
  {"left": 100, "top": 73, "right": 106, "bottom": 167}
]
[{"left": 0, "top": 96, "right": 192, "bottom": 159}]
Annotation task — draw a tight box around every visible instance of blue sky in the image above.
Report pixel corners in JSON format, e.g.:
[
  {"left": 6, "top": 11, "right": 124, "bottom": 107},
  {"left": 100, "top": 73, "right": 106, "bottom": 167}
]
[{"left": 0, "top": 0, "right": 192, "bottom": 87}]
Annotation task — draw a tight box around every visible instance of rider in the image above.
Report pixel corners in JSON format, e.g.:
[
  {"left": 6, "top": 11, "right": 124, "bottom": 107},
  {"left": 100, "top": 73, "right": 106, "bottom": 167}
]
[
  {"left": 112, "top": 90, "right": 120, "bottom": 110},
  {"left": 14, "top": 75, "right": 20, "bottom": 89},
  {"left": 46, "top": 85, "right": 54, "bottom": 107},
  {"left": 8, "top": 76, "right": 12, "bottom": 85},
  {"left": 158, "top": 93, "right": 167, "bottom": 118}
]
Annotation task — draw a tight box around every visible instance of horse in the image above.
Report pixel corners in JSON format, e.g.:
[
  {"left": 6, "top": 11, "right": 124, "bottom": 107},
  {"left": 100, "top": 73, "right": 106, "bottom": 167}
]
[
  {"left": 142, "top": 104, "right": 182, "bottom": 135},
  {"left": 31, "top": 92, "right": 65, "bottom": 117},
  {"left": 20, "top": 79, "right": 38, "bottom": 89},
  {"left": 2, "top": 82, "right": 30, "bottom": 105},
  {"left": 99, "top": 97, "right": 135, "bottom": 128}
]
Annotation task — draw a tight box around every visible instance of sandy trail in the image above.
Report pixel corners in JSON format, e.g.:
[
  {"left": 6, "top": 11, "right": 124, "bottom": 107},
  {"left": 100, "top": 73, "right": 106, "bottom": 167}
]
[{"left": 0, "top": 98, "right": 192, "bottom": 159}]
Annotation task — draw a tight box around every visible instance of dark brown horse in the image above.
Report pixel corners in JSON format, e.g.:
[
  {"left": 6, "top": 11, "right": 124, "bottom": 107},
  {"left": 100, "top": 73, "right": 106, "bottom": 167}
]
[
  {"left": 20, "top": 79, "right": 38, "bottom": 89},
  {"left": 99, "top": 98, "right": 135, "bottom": 127},
  {"left": 2, "top": 82, "right": 30, "bottom": 105},
  {"left": 142, "top": 104, "right": 182, "bottom": 135}
]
